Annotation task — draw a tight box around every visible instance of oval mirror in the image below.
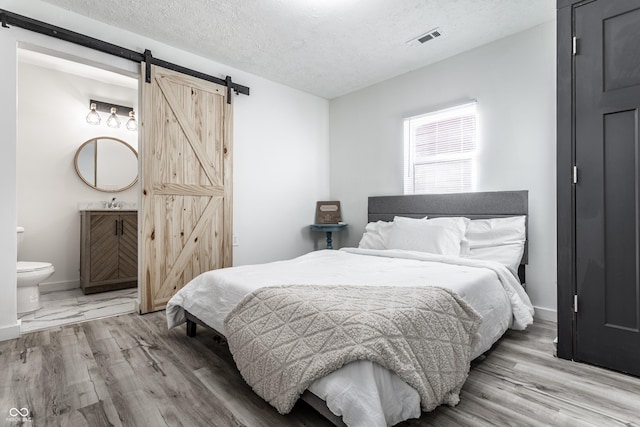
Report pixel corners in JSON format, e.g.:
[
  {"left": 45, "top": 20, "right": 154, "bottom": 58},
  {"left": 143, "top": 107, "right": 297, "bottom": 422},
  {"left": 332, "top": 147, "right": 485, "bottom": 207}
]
[{"left": 74, "top": 136, "right": 138, "bottom": 192}]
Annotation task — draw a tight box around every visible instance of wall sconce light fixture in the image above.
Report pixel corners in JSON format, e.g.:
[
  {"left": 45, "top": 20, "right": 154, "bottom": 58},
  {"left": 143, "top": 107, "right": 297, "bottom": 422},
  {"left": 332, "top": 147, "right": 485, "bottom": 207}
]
[
  {"left": 126, "top": 111, "right": 138, "bottom": 131},
  {"left": 86, "top": 103, "right": 101, "bottom": 125},
  {"left": 86, "top": 99, "right": 137, "bottom": 131},
  {"left": 106, "top": 107, "right": 121, "bottom": 128}
]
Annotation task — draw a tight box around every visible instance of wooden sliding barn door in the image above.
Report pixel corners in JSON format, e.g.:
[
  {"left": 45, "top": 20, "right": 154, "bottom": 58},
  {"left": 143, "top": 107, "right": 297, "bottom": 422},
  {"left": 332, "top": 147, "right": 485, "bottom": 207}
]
[{"left": 139, "top": 63, "right": 233, "bottom": 313}]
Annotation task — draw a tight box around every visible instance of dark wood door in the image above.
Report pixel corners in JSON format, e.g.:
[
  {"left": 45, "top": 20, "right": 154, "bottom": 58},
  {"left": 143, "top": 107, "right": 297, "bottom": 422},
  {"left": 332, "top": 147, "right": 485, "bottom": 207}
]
[
  {"left": 575, "top": 0, "right": 640, "bottom": 376},
  {"left": 119, "top": 212, "right": 138, "bottom": 280},
  {"left": 89, "top": 212, "right": 120, "bottom": 282}
]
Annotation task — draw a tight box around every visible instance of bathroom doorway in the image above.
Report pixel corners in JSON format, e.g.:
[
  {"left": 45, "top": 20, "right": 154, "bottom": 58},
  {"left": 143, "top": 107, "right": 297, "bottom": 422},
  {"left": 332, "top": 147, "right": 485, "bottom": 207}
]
[{"left": 16, "top": 47, "right": 140, "bottom": 332}]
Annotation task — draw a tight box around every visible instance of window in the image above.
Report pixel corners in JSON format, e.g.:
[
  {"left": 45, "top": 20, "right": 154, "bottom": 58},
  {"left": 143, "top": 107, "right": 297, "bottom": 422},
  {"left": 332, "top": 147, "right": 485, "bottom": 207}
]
[{"left": 403, "top": 102, "right": 477, "bottom": 194}]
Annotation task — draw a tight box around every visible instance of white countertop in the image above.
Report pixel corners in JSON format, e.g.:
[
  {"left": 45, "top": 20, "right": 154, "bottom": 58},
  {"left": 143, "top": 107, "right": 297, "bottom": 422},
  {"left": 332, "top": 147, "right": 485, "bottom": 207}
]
[{"left": 78, "top": 201, "right": 137, "bottom": 211}]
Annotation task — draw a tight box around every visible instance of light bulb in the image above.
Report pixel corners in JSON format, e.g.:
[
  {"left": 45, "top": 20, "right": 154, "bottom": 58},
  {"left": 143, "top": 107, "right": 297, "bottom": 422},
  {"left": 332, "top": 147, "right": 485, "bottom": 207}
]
[
  {"left": 106, "top": 107, "right": 121, "bottom": 128},
  {"left": 86, "top": 103, "right": 101, "bottom": 125},
  {"left": 126, "top": 110, "right": 138, "bottom": 131}
]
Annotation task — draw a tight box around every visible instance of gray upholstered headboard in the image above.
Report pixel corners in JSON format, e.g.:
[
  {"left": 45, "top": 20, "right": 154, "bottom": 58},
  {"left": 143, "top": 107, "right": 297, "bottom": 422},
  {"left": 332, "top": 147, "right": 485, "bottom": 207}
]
[{"left": 368, "top": 190, "right": 529, "bottom": 279}]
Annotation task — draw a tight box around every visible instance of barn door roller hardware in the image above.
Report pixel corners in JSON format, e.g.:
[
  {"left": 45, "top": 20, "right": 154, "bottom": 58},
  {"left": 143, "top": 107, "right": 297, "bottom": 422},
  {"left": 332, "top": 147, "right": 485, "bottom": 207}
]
[{"left": 0, "top": 9, "right": 249, "bottom": 104}]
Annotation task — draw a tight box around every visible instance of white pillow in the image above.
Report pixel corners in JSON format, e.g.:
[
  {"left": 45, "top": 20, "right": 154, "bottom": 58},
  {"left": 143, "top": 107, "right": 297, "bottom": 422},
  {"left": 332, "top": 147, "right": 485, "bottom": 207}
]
[
  {"left": 387, "top": 216, "right": 465, "bottom": 256},
  {"left": 466, "top": 216, "right": 526, "bottom": 248},
  {"left": 426, "top": 216, "right": 470, "bottom": 234},
  {"left": 426, "top": 217, "right": 471, "bottom": 256},
  {"left": 357, "top": 220, "right": 395, "bottom": 250},
  {"left": 465, "top": 216, "right": 526, "bottom": 277}
]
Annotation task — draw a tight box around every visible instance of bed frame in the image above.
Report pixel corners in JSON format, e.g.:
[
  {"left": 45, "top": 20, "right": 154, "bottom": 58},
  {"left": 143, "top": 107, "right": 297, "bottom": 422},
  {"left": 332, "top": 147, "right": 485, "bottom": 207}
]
[{"left": 184, "top": 190, "right": 528, "bottom": 426}]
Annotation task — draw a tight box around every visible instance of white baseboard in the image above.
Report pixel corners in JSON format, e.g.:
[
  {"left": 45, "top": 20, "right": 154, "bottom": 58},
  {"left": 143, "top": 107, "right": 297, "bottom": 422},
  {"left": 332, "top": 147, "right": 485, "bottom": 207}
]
[
  {"left": 533, "top": 306, "right": 557, "bottom": 323},
  {"left": 0, "top": 320, "right": 21, "bottom": 341},
  {"left": 40, "top": 280, "right": 79, "bottom": 293}
]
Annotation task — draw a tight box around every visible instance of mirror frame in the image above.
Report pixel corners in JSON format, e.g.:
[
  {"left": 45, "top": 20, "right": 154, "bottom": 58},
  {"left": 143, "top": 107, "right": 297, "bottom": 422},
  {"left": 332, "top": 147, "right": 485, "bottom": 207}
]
[{"left": 74, "top": 136, "right": 138, "bottom": 193}]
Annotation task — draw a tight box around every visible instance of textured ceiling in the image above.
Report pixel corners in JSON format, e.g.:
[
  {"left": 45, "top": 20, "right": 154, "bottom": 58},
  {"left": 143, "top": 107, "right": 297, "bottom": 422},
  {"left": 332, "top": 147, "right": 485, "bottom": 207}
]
[{"left": 39, "top": 0, "right": 555, "bottom": 99}]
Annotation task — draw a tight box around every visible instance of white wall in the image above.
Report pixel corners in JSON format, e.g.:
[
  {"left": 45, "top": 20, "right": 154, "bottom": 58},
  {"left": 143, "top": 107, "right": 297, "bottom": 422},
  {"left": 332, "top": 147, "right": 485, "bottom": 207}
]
[
  {"left": 329, "top": 22, "right": 557, "bottom": 321},
  {"left": 0, "top": 0, "right": 330, "bottom": 339},
  {"left": 17, "top": 61, "right": 138, "bottom": 291}
]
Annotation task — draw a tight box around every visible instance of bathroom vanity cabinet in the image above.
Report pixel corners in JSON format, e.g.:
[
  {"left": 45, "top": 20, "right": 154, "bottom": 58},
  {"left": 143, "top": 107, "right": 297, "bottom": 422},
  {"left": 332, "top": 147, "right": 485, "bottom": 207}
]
[{"left": 80, "top": 210, "right": 138, "bottom": 294}]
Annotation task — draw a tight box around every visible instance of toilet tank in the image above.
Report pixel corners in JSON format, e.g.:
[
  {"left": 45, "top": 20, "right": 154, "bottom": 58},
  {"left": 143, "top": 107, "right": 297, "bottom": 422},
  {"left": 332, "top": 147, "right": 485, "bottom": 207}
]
[{"left": 17, "top": 226, "right": 24, "bottom": 256}]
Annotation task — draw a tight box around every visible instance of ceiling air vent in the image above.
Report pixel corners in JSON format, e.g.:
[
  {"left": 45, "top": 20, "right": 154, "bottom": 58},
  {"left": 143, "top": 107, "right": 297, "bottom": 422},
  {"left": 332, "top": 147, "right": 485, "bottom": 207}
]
[{"left": 407, "top": 28, "right": 442, "bottom": 46}]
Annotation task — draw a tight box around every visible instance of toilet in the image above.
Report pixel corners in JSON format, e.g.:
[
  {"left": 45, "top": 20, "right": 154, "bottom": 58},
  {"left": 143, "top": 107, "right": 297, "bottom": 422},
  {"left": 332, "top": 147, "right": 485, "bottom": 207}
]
[{"left": 16, "top": 226, "right": 54, "bottom": 315}]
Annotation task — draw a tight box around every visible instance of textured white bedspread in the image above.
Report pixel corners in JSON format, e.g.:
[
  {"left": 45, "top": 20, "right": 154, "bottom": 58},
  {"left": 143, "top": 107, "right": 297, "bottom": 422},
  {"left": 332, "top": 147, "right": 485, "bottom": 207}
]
[{"left": 166, "top": 248, "right": 534, "bottom": 426}]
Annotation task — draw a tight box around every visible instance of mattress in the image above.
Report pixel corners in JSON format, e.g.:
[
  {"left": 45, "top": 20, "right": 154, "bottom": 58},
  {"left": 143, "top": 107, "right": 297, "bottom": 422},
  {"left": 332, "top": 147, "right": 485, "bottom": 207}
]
[{"left": 166, "top": 248, "right": 534, "bottom": 426}]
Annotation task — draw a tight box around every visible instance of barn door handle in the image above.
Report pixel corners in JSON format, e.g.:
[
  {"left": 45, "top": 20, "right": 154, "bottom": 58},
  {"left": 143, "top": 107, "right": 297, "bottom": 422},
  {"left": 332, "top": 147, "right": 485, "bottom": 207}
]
[{"left": 115, "top": 220, "right": 119, "bottom": 236}]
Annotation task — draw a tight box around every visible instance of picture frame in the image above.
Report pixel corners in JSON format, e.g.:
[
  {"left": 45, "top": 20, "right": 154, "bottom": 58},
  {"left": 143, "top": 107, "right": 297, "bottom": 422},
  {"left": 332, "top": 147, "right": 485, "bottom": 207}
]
[{"left": 315, "top": 201, "right": 342, "bottom": 224}]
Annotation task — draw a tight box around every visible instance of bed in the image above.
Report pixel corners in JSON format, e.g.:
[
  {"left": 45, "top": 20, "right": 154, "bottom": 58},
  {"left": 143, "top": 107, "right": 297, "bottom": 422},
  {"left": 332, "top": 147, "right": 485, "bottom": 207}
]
[{"left": 166, "top": 190, "right": 534, "bottom": 427}]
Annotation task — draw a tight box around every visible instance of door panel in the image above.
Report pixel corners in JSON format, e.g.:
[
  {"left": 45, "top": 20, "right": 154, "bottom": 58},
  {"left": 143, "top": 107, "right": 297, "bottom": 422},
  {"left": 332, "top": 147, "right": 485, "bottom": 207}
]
[
  {"left": 139, "top": 64, "right": 232, "bottom": 313},
  {"left": 603, "top": 7, "right": 640, "bottom": 92},
  {"left": 119, "top": 213, "right": 138, "bottom": 280},
  {"left": 89, "top": 213, "right": 119, "bottom": 282},
  {"left": 603, "top": 111, "right": 638, "bottom": 330},
  {"left": 575, "top": 0, "right": 640, "bottom": 376}
]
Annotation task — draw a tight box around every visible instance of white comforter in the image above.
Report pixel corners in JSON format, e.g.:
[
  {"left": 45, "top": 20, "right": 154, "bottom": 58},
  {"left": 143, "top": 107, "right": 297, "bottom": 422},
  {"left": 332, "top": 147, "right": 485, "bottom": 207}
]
[{"left": 166, "top": 248, "right": 534, "bottom": 427}]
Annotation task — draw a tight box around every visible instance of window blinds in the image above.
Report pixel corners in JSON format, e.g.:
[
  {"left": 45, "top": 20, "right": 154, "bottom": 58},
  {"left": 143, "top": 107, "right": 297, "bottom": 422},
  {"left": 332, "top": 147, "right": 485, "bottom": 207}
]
[{"left": 404, "top": 102, "right": 477, "bottom": 194}]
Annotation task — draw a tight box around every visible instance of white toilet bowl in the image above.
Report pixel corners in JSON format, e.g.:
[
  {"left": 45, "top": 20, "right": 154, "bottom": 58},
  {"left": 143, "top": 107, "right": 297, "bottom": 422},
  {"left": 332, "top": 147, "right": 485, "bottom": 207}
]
[{"left": 17, "top": 261, "right": 54, "bottom": 315}]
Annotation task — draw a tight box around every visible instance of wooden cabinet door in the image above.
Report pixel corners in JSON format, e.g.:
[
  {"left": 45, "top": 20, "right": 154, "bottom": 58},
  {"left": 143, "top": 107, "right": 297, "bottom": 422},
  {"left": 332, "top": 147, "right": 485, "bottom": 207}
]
[
  {"left": 574, "top": 0, "right": 640, "bottom": 376},
  {"left": 89, "top": 212, "right": 119, "bottom": 282},
  {"left": 119, "top": 212, "right": 138, "bottom": 280},
  {"left": 139, "top": 64, "right": 233, "bottom": 313}
]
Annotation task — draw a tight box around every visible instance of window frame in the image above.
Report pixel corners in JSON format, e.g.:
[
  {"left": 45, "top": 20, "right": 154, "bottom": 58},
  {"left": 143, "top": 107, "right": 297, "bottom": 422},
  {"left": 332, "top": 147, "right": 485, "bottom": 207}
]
[{"left": 403, "top": 101, "right": 477, "bottom": 195}]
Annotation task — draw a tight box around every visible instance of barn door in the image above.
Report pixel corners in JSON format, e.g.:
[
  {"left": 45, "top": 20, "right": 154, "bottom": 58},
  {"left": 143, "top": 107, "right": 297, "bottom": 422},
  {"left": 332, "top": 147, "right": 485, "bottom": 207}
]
[
  {"left": 574, "top": 0, "right": 640, "bottom": 376},
  {"left": 139, "top": 63, "right": 233, "bottom": 313}
]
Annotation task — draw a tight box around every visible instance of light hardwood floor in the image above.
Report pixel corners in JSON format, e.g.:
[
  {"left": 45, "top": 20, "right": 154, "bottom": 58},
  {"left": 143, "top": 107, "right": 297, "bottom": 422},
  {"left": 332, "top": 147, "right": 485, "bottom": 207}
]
[{"left": 1, "top": 313, "right": 638, "bottom": 426}]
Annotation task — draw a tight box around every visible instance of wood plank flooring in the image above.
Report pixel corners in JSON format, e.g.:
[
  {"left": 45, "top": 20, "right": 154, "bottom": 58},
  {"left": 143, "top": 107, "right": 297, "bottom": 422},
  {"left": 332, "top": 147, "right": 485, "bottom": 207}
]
[{"left": 1, "top": 313, "right": 638, "bottom": 426}]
